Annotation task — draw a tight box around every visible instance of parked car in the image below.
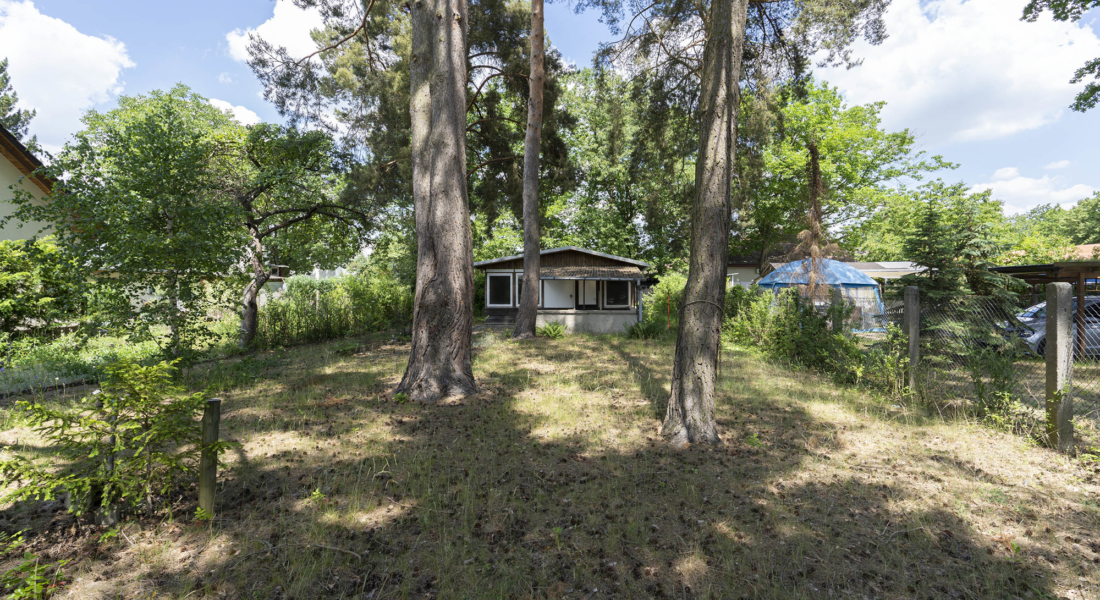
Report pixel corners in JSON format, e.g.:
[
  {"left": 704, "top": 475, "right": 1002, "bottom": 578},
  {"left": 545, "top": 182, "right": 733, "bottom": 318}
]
[{"left": 1018, "top": 298, "right": 1100, "bottom": 356}]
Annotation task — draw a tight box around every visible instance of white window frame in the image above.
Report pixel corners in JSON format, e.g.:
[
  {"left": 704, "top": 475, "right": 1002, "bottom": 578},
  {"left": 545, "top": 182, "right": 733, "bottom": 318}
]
[
  {"left": 486, "top": 273, "right": 513, "bottom": 307},
  {"left": 516, "top": 275, "right": 542, "bottom": 307},
  {"left": 603, "top": 280, "right": 631, "bottom": 308}
]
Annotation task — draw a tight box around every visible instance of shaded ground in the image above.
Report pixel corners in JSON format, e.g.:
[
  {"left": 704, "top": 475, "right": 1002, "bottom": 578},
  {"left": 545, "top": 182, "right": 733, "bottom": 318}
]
[{"left": 3, "top": 332, "right": 1100, "bottom": 599}]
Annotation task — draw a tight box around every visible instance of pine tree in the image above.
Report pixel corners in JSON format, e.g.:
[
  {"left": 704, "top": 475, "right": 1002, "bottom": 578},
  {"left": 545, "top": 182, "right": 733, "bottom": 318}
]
[
  {"left": 898, "top": 197, "right": 964, "bottom": 307},
  {"left": 0, "top": 58, "right": 36, "bottom": 141}
]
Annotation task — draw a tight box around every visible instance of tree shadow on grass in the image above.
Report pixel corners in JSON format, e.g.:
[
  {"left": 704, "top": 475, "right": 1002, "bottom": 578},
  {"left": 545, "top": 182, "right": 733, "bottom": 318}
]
[{"left": 13, "top": 336, "right": 1093, "bottom": 599}]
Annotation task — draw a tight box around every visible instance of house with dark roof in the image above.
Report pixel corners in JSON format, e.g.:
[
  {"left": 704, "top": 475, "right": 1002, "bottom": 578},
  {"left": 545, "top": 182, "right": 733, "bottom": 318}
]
[
  {"left": 473, "top": 246, "right": 649, "bottom": 333},
  {"left": 0, "top": 124, "right": 52, "bottom": 241}
]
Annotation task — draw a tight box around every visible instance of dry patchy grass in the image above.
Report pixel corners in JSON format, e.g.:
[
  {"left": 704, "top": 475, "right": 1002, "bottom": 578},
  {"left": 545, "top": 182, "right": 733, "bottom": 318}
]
[{"left": 2, "top": 332, "right": 1100, "bottom": 599}]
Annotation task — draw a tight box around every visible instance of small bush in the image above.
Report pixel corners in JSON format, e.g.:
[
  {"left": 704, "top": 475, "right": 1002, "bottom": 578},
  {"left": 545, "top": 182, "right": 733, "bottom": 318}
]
[
  {"left": 0, "top": 360, "right": 234, "bottom": 519},
  {"left": 624, "top": 319, "right": 665, "bottom": 340},
  {"left": 640, "top": 273, "right": 687, "bottom": 330},
  {"left": 536, "top": 322, "right": 566, "bottom": 339}
]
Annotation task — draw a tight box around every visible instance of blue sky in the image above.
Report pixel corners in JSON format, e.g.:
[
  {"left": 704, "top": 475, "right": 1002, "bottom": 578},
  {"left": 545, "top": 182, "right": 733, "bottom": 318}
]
[{"left": 1, "top": 0, "right": 1097, "bottom": 215}]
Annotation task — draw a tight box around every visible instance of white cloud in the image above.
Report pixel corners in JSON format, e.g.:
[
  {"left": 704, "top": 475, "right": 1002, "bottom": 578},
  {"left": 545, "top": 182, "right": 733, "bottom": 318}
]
[
  {"left": 816, "top": 0, "right": 1100, "bottom": 145},
  {"left": 971, "top": 167, "right": 1096, "bottom": 214},
  {"left": 1044, "top": 160, "right": 1072, "bottom": 170},
  {"left": 208, "top": 98, "right": 262, "bottom": 125},
  {"left": 226, "top": 0, "right": 324, "bottom": 63},
  {"left": 0, "top": 0, "right": 134, "bottom": 151},
  {"left": 218, "top": 72, "right": 234, "bottom": 84}
]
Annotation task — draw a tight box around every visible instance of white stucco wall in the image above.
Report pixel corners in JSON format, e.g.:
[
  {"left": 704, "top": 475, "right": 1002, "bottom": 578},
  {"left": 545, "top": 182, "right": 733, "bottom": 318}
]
[
  {"left": 726, "top": 266, "right": 758, "bottom": 288},
  {"left": 1, "top": 153, "right": 50, "bottom": 242},
  {"left": 543, "top": 279, "right": 574, "bottom": 309}
]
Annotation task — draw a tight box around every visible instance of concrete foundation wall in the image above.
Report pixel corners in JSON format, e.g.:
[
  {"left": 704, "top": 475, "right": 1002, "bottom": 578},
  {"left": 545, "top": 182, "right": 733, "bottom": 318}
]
[{"left": 537, "top": 310, "right": 637, "bottom": 334}]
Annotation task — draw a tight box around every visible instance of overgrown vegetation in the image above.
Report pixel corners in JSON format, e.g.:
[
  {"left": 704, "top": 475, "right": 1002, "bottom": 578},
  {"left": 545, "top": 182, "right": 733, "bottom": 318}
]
[{"left": 254, "top": 271, "right": 412, "bottom": 348}]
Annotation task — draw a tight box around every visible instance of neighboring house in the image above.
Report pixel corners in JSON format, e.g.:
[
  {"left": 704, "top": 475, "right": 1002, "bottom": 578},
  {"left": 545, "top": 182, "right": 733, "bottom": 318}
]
[
  {"left": 0, "top": 124, "right": 52, "bottom": 241},
  {"left": 474, "top": 246, "right": 649, "bottom": 334},
  {"left": 726, "top": 255, "right": 761, "bottom": 288},
  {"left": 1073, "top": 244, "right": 1100, "bottom": 260}
]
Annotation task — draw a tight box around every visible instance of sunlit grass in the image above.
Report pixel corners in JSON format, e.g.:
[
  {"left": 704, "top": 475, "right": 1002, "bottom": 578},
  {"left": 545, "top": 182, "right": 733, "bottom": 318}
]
[{"left": 2, "top": 330, "right": 1099, "bottom": 599}]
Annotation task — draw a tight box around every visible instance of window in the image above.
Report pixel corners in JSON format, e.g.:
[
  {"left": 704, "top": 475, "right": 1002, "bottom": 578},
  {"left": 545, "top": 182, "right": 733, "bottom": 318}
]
[
  {"left": 605, "top": 281, "right": 630, "bottom": 307},
  {"left": 516, "top": 276, "right": 541, "bottom": 306},
  {"left": 487, "top": 274, "right": 512, "bottom": 306}
]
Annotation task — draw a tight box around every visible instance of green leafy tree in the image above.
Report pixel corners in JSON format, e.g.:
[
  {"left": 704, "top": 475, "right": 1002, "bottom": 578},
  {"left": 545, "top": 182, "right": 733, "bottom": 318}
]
[
  {"left": 0, "top": 238, "right": 82, "bottom": 334},
  {"left": 208, "top": 122, "right": 371, "bottom": 348},
  {"left": 735, "top": 80, "right": 950, "bottom": 262},
  {"left": 1023, "top": 0, "right": 1100, "bottom": 111},
  {"left": 4, "top": 85, "right": 246, "bottom": 357},
  {"left": 0, "top": 57, "right": 36, "bottom": 142},
  {"left": 554, "top": 70, "right": 696, "bottom": 273}
]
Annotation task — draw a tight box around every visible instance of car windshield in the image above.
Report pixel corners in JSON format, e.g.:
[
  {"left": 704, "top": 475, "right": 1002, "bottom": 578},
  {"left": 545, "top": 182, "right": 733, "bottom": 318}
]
[{"left": 1018, "top": 303, "right": 1045, "bottom": 318}]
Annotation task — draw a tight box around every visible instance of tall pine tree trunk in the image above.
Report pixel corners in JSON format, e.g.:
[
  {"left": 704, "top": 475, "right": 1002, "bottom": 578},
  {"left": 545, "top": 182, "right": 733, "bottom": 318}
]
[
  {"left": 398, "top": 0, "right": 478, "bottom": 402},
  {"left": 513, "top": 0, "right": 545, "bottom": 340},
  {"left": 661, "top": 0, "right": 749, "bottom": 446}
]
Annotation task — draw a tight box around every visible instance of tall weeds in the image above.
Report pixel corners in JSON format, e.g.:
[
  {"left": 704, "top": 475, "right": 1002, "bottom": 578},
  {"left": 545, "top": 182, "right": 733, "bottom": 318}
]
[{"left": 255, "top": 271, "right": 412, "bottom": 348}]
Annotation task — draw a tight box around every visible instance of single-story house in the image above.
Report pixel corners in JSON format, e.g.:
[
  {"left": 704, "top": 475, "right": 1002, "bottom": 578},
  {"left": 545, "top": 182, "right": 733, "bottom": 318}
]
[
  {"left": 0, "top": 124, "right": 52, "bottom": 242},
  {"left": 474, "top": 246, "right": 649, "bottom": 334}
]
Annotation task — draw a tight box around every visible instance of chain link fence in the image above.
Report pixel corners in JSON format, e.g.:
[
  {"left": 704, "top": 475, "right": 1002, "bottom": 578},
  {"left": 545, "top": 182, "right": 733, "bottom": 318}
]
[{"left": 898, "top": 294, "right": 1100, "bottom": 434}]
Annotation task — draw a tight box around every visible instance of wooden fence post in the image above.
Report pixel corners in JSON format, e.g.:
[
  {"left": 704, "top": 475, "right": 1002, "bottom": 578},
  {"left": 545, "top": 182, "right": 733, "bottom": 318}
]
[
  {"left": 904, "top": 286, "right": 919, "bottom": 392},
  {"left": 198, "top": 398, "right": 222, "bottom": 516},
  {"left": 1045, "top": 283, "right": 1074, "bottom": 454}
]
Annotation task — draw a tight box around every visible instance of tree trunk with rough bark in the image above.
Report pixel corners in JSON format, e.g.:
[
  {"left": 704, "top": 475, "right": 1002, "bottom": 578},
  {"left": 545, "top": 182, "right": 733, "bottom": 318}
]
[
  {"left": 397, "top": 0, "right": 478, "bottom": 402},
  {"left": 661, "top": 0, "right": 749, "bottom": 446},
  {"left": 513, "top": 0, "right": 545, "bottom": 340},
  {"left": 239, "top": 225, "right": 270, "bottom": 349}
]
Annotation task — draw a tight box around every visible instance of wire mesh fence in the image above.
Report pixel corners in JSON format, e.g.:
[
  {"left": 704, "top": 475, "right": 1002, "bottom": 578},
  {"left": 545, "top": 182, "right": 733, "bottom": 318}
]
[
  {"left": 906, "top": 294, "right": 1100, "bottom": 432},
  {"left": 913, "top": 297, "right": 1045, "bottom": 415}
]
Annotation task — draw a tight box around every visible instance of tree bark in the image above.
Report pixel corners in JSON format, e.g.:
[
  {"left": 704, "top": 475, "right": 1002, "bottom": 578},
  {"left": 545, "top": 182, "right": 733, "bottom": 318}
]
[
  {"left": 240, "top": 224, "right": 271, "bottom": 349},
  {"left": 397, "top": 0, "right": 478, "bottom": 402},
  {"left": 661, "top": 0, "right": 749, "bottom": 446},
  {"left": 513, "top": 0, "right": 545, "bottom": 340}
]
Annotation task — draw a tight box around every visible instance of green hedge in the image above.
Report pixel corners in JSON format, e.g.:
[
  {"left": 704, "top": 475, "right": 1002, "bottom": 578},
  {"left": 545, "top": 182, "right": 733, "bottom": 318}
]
[{"left": 255, "top": 270, "right": 413, "bottom": 347}]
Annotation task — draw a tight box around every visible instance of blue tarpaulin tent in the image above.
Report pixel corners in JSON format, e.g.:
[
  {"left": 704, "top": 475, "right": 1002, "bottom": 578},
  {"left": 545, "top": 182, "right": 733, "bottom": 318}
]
[{"left": 756, "top": 258, "right": 886, "bottom": 332}]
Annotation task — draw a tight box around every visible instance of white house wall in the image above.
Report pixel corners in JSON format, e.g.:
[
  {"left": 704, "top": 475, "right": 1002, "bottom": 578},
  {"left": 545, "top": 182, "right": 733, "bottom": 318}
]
[
  {"left": 726, "top": 266, "right": 758, "bottom": 288},
  {"left": 0, "top": 154, "right": 50, "bottom": 242}
]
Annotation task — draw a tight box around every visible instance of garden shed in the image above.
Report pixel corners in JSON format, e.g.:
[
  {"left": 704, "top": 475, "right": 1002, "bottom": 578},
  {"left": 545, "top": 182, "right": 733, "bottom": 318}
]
[{"left": 756, "top": 258, "right": 886, "bottom": 332}]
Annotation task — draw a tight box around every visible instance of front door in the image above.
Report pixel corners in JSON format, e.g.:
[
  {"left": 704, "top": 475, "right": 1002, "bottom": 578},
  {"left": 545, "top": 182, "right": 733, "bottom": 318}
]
[{"left": 576, "top": 280, "right": 598, "bottom": 310}]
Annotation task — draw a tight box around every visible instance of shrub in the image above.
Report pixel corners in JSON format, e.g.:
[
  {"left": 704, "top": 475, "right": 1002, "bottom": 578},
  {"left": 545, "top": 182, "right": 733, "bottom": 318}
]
[
  {"left": 640, "top": 273, "right": 687, "bottom": 330},
  {"left": 0, "top": 360, "right": 233, "bottom": 520},
  {"left": 536, "top": 322, "right": 566, "bottom": 339},
  {"left": 255, "top": 270, "right": 413, "bottom": 347},
  {"left": 0, "top": 237, "right": 83, "bottom": 335},
  {"left": 624, "top": 319, "right": 664, "bottom": 340}
]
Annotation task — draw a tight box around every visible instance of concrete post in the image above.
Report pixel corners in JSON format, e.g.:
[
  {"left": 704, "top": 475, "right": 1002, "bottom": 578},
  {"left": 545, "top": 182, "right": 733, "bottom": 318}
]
[
  {"left": 1045, "top": 283, "right": 1074, "bottom": 454},
  {"left": 904, "top": 286, "right": 919, "bottom": 392},
  {"left": 198, "top": 398, "right": 222, "bottom": 516}
]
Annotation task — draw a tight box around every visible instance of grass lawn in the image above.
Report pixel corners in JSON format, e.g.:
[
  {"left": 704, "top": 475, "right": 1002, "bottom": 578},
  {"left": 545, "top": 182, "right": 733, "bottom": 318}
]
[{"left": 3, "top": 331, "right": 1100, "bottom": 599}]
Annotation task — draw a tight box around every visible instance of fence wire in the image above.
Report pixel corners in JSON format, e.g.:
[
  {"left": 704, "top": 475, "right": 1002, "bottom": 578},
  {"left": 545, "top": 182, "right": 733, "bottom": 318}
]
[
  {"left": 898, "top": 294, "right": 1100, "bottom": 433},
  {"left": 914, "top": 297, "right": 1046, "bottom": 416}
]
